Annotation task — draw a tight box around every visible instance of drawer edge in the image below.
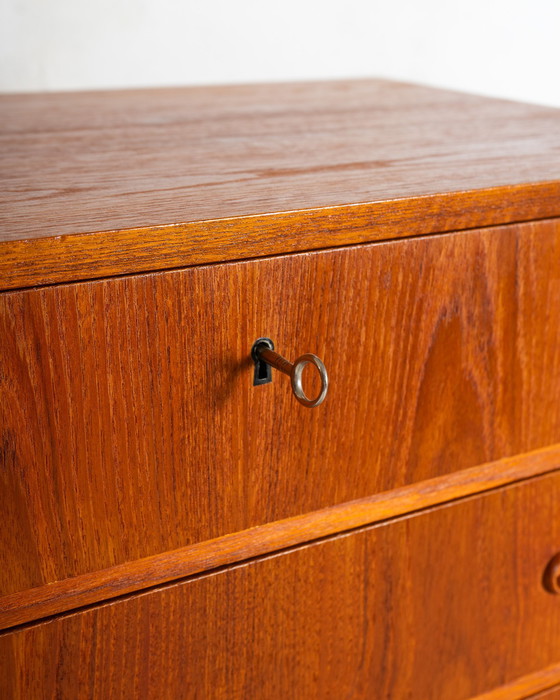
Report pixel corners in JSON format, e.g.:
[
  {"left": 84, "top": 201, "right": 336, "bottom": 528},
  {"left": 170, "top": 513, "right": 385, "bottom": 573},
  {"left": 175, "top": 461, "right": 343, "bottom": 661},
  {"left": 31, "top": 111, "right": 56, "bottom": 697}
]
[{"left": 475, "top": 663, "right": 560, "bottom": 700}]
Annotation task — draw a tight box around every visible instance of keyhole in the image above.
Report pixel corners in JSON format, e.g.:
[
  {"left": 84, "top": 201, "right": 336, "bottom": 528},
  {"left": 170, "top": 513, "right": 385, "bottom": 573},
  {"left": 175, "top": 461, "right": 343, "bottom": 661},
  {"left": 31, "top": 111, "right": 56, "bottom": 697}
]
[
  {"left": 252, "top": 338, "right": 274, "bottom": 386},
  {"left": 257, "top": 360, "right": 269, "bottom": 382}
]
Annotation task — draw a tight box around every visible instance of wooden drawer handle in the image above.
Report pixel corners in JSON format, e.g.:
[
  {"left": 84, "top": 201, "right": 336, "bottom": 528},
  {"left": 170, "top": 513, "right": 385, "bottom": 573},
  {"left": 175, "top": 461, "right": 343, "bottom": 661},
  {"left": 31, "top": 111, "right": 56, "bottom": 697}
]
[
  {"left": 251, "top": 338, "right": 328, "bottom": 408},
  {"left": 543, "top": 553, "right": 560, "bottom": 594}
]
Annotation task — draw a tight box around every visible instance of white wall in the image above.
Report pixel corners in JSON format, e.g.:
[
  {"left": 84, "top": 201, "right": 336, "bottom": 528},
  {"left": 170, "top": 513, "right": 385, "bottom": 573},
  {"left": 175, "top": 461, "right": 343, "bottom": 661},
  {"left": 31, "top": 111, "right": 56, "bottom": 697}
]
[{"left": 1, "top": 0, "right": 559, "bottom": 107}]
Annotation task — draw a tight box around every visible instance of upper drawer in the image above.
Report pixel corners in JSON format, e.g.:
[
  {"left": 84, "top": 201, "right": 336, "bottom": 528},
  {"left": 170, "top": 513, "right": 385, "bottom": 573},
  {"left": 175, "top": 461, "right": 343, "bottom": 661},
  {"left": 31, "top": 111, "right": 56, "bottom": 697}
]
[{"left": 2, "top": 219, "right": 560, "bottom": 594}]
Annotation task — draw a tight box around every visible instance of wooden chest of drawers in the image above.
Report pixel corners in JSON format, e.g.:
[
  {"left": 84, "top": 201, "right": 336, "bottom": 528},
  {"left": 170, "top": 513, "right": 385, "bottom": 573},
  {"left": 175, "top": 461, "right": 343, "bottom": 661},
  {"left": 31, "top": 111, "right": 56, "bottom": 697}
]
[{"left": 1, "top": 79, "right": 560, "bottom": 699}]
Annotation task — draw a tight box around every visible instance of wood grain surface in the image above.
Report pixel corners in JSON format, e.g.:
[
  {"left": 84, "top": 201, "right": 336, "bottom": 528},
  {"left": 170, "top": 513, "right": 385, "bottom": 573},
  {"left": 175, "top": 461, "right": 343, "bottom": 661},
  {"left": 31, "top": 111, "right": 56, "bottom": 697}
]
[
  {"left": 2, "top": 183, "right": 560, "bottom": 291},
  {"left": 1, "top": 78, "right": 560, "bottom": 289},
  {"left": 2, "top": 443, "right": 559, "bottom": 631},
  {"left": 3, "top": 471, "right": 560, "bottom": 699},
  {"left": 3, "top": 220, "right": 560, "bottom": 600}
]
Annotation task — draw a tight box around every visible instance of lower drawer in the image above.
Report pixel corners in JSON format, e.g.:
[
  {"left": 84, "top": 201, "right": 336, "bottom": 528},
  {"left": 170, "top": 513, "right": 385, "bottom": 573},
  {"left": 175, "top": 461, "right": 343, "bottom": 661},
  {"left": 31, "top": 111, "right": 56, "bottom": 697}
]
[{"left": 3, "top": 471, "right": 560, "bottom": 699}]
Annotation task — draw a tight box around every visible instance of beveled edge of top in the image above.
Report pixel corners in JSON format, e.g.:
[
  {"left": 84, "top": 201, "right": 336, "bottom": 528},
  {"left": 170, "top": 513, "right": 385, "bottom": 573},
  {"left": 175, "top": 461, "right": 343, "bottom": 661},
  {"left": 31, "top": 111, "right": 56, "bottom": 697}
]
[{"left": 1, "top": 181, "right": 560, "bottom": 291}]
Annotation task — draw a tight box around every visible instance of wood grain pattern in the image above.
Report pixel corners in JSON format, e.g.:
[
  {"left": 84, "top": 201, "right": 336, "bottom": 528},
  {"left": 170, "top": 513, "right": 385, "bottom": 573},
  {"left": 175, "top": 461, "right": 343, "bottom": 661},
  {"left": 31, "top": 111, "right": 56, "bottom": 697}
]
[
  {"left": 1, "top": 78, "right": 559, "bottom": 289},
  {"left": 1, "top": 443, "right": 559, "bottom": 631},
  {"left": 3, "top": 220, "right": 560, "bottom": 599},
  {"left": 3, "top": 471, "right": 560, "bottom": 699},
  {"left": 3, "top": 79, "right": 559, "bottom": 242},
  {"left": 2, "top": 183, "right": 560, "bottom": 291}
]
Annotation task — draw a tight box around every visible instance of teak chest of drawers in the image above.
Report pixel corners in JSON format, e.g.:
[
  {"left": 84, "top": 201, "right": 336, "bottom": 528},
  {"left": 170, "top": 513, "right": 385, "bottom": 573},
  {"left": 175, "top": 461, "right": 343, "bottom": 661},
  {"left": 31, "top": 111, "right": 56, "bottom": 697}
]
[{"left": 1, "top": 79, "right": 560, "bottom": 699}]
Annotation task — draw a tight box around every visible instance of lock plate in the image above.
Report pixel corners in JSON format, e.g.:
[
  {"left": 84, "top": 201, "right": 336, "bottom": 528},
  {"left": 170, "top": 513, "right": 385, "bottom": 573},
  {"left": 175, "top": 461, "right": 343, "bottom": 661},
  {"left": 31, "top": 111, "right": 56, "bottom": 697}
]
[{"left": 251, "top": 337, "right": 275, "bottom": 386}]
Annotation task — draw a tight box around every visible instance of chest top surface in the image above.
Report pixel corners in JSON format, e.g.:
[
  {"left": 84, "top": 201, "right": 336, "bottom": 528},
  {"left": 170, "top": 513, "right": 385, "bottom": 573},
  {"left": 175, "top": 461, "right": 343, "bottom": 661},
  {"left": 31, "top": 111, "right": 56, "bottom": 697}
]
[{"left": 1, "top": 78, "right": 559, "bottom": 290}]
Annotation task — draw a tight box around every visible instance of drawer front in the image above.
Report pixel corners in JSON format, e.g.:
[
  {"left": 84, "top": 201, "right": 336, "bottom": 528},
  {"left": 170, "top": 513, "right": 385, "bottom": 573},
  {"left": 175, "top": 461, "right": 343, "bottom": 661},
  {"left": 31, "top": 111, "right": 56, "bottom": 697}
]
[
  {"left": 2, "top": 220, "right": 560, "bottom": 594},
  {"left": 3, "top": 472, "right": 560, "bottom": 699}
]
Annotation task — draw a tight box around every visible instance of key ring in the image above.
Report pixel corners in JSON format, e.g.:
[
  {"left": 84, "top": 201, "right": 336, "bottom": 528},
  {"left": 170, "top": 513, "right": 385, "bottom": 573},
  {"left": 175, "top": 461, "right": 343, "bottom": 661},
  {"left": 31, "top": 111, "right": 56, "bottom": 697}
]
[{"left": 251, "top": 338, "right": 328, "bottom": 408}]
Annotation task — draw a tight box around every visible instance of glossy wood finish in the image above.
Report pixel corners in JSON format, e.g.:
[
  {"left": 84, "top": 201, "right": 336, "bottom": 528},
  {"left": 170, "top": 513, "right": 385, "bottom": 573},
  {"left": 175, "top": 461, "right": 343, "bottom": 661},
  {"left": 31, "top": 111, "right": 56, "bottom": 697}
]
[
  {"left": 3, "top": 220, "right": 560, "bottom": 599},
  {"left": 1, "top": 79, "right": 560, "bottom": 289},
  {"left": 3, "top": 472, "right": 560, "bottom": 699},
  {"left": 2, "top": 444, "right": 559, "bottom": 631}
]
